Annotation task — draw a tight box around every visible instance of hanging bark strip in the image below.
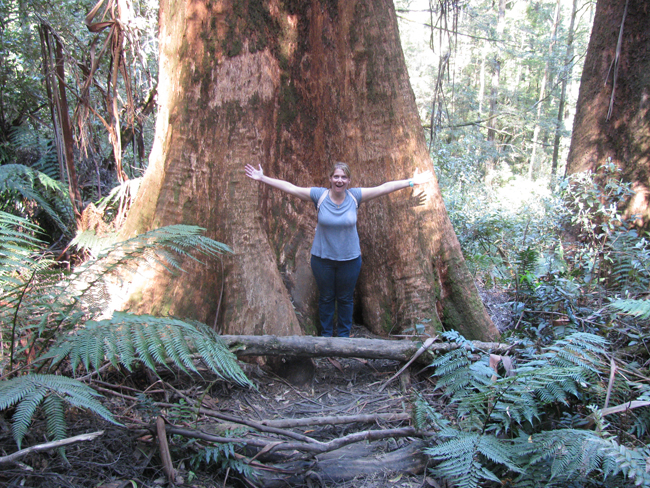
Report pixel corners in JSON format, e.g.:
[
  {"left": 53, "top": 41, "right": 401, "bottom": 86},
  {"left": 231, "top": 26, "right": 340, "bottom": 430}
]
[{"left": 80, "top": 0, "right": 134, "bottom": 183}]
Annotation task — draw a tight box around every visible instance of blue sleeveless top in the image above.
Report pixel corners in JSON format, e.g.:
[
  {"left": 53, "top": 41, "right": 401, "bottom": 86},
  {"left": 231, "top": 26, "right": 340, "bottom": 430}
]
[{"left": 310, "top": 187, "right": 363, "bottom": 261}]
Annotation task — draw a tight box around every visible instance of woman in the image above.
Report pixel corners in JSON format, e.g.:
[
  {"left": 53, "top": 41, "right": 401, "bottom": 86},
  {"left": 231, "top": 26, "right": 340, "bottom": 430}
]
[{"left": 244, "top": 162, "right": 432, "bottom": 338}]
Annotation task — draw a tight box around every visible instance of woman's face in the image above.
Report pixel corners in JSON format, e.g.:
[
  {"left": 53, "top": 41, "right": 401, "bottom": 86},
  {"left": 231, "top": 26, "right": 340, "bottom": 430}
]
[{"left": 329, "top": 168, "right": 350, "bottom": 194}]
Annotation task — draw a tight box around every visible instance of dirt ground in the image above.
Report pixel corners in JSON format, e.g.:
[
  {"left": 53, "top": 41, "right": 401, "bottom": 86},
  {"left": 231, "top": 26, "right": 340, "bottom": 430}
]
[
  {"left": 0, "top": 334, "right": 442, "bottom": 487},
  {"left": 0, "top": 290, "right": 511, "bottom": 488}
]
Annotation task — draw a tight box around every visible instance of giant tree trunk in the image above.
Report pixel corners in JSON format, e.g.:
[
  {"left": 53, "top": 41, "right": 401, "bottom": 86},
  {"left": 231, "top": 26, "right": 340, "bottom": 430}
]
[
  {"left": 120, "top": 0, "right": 499, "bottom": 341},
  {"left": 566, "top": 0, "right": 650, "bottom": 224}
]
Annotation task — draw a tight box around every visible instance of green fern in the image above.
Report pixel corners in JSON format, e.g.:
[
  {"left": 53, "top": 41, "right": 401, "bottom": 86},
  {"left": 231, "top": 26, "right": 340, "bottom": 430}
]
[
  {"left": 190, "top": 441, "right": 257, "bottom": 480},
  {"left": 43, "top": 312, "right": 252, "bottom": 387},
  {"left": 611, "top": 298, "right": 650, "bottom": 320},
  {"left": 2, "top": 223, "right": 233, "bottom": 350},
  {"left": 0, "top": 211, "right": 47, "bottom": 282},
  {"left": 412, "top": 391, "right": 452, "bottom": 432},
  {"left": 423, "top": 332, "right": 616, "bottom": 487},
  {"left": 1, "top": 217, "right": 246, "bottom": 457},
  {"left": 426, "top": 431, "right": 522, "bottom": 488},
  {"left": 0, "top": 373, "right": 119, "bottom": 449},
  {"left": 0, "top": 163, "right": 75, "bottom": 236}
]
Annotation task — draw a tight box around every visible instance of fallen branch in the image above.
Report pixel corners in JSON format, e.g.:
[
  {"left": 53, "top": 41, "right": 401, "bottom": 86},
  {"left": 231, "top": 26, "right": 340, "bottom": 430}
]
[
  {"left": 0, "top": 431, "right": 104, "bottom": 465},
  {"left": 220, "top": 335, "right": 510, "bottom": 363},
  {"left": 164, "top": 423, "right": 426, "bottom": 455},
  {"left": 156, "top": 417, "right": 179, "bottom": 484},
  {"left": 258, "top": 412, "right": 411, "bottom": 428},
  {"left": 600, "top": 400, "right": 650, "bottom": 417},
  {"left": 379, "top": 337, "right": 436, "bottom": 392}
]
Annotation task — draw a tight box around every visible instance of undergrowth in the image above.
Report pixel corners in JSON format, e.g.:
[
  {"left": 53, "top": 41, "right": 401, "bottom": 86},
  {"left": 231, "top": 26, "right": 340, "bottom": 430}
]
[
  {"left": 0, "top": 210, "right": 251, "bottom": 454},
  {"left": 417, "top": 331, "right": 650, "bottom": 487},
  {"left": 431, "top": 161, "right": 650, "bottom": 487}
]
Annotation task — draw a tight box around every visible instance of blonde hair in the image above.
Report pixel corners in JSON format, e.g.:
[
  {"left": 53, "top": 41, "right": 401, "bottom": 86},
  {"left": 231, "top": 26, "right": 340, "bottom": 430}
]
[{"left": 330, "top": 162, "right": 351, "bottom": 178}]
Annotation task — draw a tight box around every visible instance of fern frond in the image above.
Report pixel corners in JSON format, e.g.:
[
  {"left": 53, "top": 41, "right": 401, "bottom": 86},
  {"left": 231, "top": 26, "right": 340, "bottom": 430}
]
[
  {"left": 11, "top": 387, "right": 47, "bottom": 448},
  {"left": 71, "top": 229, "right": 119, "bottom": 257},
  {"left": 426, "top": 431, "right": 521, "bottom": 488},
  {"left": 0, "top": 164, "right": 75, "bottom": 236},
  {"left": 0, "top": 374, "right": 118, "bottom": 449},
  {"left": 96, "top": 178, "right": 142, "bottom": 212},
  {"left": 411, "top": 392, "right": 452, "bottom": 432},
  {"left": 611, "top": 298, "right": 650, "bottom": 320},
  {"left": 604, "top": 441, "right": 650, "bottom": 487},
  {"left": 0, "top": 211, "right": 46, "bottom": 282},
  {"left": 542, "top": 332, "right": 608, "bottom": 372},
  {"left": 43, "top": 394, "right": 67, "bottom": 447},
  {"left": 57, "top": 225, "right": 233, "bottom": 316},
  {"left": 43, "top": 312, "right": 252, "bottom": 387},
  {"left": 191, "top": 442, "right": 258, "bottom": 480}
]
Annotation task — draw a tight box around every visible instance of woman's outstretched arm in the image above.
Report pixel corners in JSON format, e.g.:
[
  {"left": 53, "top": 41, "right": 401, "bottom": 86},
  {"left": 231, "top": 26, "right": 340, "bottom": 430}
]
[
  {"left": 360, "top": 168, "right": 433, "bottom": 203},
  {"left": 245, "top": 164, "right": 312, "bottom": 201}
]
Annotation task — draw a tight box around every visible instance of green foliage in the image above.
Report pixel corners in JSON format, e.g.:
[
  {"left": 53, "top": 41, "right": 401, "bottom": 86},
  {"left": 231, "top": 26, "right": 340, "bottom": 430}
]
[
  {"left": 421, "top": 332, "right": 650, "bottom": 488},
  {"left": 0, "top": 373, "right": 119, "bottom": 449},
  {"left": 1, "top": 213, "right": 250, "bottom": 451},
  {"left": 611, "top": 298, "right": 650, "bottom": 320},
  {"left": 426, "top": 431, "right": 522, "bottom": 488},
  {"left": 0, "top": 164, "right": 75, "bottom": 236},
  {"left": 44, "top": 312, "right": 252, "bottom": 386},
  {"left": 190, "top": 441, "right": 257, "bottom": 480}
]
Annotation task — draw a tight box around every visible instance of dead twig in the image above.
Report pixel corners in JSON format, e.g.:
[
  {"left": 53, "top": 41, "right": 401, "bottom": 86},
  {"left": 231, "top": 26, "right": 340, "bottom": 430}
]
[
  {"left": 156, "top": 416, "right": 179, "bottom": 484},
  {"left": 379, "top": 337, "right": 436, "bottom": 392},
  {"left": 0, "top": 431, "right": 104, "bottom": 465}
]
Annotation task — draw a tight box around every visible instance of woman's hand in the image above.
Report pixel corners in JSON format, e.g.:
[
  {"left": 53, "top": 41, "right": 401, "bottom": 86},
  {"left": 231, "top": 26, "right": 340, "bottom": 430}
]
[
  {"left": 245, "top": 164, "right": 264, "bottom": 181},
  {"left": 411, "top": 168, "right": 433, "bottom": 186}
]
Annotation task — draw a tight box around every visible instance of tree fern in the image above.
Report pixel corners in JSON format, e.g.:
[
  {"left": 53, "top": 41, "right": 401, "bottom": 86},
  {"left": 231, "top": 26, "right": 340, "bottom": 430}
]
[
  {"left": 1, "top": 217, "right": 246, "bottom": 456},
  {"left": 2, "top": 223, "right": 233, "bottom": 352},
  {"left": 423, "top": 332, "right": 617, "bottom": 487},
  {"left": 0, "top": 211, "right": 48, "bottom": 287},
  {"left": 0, "top": 374, "right": 119, "bottom": 449},
  {"left": 43, "top": 311, "right": 252, "bottom": 387}
]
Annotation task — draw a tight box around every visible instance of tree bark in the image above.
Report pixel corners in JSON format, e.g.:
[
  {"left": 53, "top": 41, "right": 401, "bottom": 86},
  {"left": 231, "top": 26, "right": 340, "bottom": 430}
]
[
  {"left": 120, "top": 0, "right": 499, "bottom": 342},
  {"left": 566, "top": 0, "right": 650, "bottom": 225}
]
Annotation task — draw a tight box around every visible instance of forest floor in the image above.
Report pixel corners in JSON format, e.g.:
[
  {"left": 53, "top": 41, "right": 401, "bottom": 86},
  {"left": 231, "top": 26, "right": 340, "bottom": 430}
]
[{"left": 0, "top": 288, "right": 512, "bottom": 488}]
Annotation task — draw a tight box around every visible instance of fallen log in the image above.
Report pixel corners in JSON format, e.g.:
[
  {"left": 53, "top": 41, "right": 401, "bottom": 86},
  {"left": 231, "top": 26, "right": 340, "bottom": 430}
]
[
  {"left": 257, "top": 439, "right": 429, "bottom": 487},
  {"left": 220, "top": 335, "right": 511, "bottom": 364}
]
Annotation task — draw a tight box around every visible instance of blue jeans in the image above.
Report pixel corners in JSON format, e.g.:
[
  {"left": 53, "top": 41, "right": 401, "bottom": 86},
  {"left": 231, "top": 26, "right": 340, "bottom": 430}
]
[{"left": 311, "top": 255, "right": 362, "bottom": 338}]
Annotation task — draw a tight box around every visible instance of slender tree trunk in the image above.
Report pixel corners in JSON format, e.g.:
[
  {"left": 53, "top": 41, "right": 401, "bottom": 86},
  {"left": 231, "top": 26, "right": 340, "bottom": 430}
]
[
  {"left": 120, "top": 0, "right": 499, "bottom": 342},
  {"left": 39, "top": 24, "right": 81, "bottom": 220},
  {"left": 566, "top": 0, "right": 650, "bottom": 225},
  {"left": 551, "top": 0, "right": 578, "bottom": 183},
  {"left": 485, "top": 0, "right": 506, "bottom": 176},
  {"left": 478, "top": 43, "right": 487, "bottom": 116},
  {"left": 528, "top": 0, "right": 561, "bottom": 181}
]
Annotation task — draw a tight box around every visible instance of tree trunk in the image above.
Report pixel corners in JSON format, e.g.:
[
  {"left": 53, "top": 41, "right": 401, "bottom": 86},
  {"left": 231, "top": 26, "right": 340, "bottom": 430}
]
[
  {"left": 120, "top": 0, "right": 499, "bottom": 342},
  {"left": 566, "top": 0, "right": 650, "bottom": 225},
  {"left": 528, "top": 0, "right": 561, "bottom": 181},
  {"left": 551, "top": 0, "right": 579, "bottom": 183},
  {"left": 485, "top": 0, "right": 506, "bottom": 176}
]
